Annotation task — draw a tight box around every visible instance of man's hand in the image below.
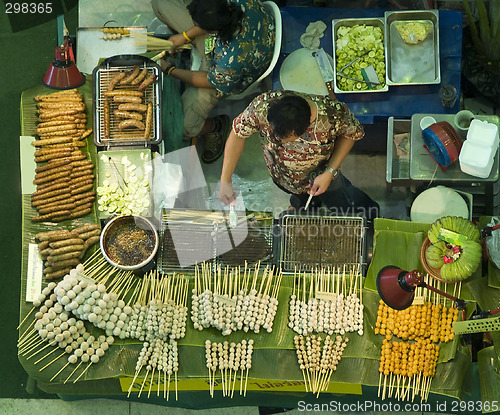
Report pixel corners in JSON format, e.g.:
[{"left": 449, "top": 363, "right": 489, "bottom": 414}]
[
  {"left": 219, "top": 182, "right": 237, "bottom": 205},
  {"left": 308, "top": 171, "right": 334, "bottom": 196}
]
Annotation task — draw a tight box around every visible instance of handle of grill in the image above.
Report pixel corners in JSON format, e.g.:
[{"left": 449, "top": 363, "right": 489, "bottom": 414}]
[{"left": 101, "top": 54, "right": 156, "bottom": 68}]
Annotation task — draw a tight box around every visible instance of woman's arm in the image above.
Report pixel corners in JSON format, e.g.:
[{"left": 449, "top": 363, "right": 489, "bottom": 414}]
[
  {"left": 160, "top": 60, "right": 214, "bottom": 88},
  {"left": 169, "top": 68, "right": 214, "bottom": 88},
  {"left": 219, "top": 129, "right": 246, "bottom": 205},
  {"left": 167, "top": 26, "right": 208, "bottom": 53}
]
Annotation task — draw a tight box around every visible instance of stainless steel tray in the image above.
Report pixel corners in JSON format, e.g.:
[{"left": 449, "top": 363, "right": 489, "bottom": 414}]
[
  {"left": 386, "top": 117, "right": 412, "bottom": 188},
  {"left": 385, "top": 10, "right": 440, "bottom": 85},
  {"left": 332, "top": 17, "right": 388, "bottom": 94},
  {"left": 93, "top": 55, "right": 162, "bottom": 147},
  {"left": 76, "top": 26, "right": 147, "bottom": 75}
]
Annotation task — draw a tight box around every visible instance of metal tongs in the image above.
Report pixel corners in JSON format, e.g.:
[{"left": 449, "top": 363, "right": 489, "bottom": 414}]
[
  {"left": 108, "top": 157, "right": 127, "bottom": 192},
  {"left": 336, "top": 51, "right": 380, "bottom": 86},
  {"left": 229, "top": 203, "right": 237, "bottom": 229}
]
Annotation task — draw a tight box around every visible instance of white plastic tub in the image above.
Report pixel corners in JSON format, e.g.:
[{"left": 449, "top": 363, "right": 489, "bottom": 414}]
[
  {"left": 459, "top": 119, "right": 499, "bottom": 178},
  {"left": 466, "top": 119, "right": 499, "bottom": 147},
  {"left": 459, "top": 140, "right": 495, "bottom": 178}
]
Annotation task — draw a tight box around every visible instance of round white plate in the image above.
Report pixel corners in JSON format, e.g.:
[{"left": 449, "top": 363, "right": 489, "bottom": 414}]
[{"left": 410, "top": 185, "right": 469, "bottom": 223}]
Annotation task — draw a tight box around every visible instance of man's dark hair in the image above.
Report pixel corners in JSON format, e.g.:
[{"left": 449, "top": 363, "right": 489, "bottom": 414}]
[
  {"left": 188, "top": 0, "right": 244, "bottom": 44},
  {"left": 267, "top": 95, "right": 311, "bottom": 140}
]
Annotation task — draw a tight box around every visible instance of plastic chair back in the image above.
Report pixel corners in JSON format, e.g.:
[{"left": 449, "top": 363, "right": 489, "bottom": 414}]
[{"left": 226, "top": 1, "right": 282, "bottom": 100}]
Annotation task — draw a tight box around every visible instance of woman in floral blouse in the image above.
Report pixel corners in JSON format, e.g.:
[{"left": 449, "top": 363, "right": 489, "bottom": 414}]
[
  {"left": 219, "top": 90, "right": 380, "bottom": 220},
  {"left": 153, "top": 0, "right": 275, "bottom": 163}
]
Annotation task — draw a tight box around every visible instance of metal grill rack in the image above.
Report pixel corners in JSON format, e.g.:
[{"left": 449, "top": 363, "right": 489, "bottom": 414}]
[
  {"left": 278, "top": 214, "right": 366, "bottom": 273},
  {"left": 157, "top": 209, "right": 274, "bottom": 273},
  {"left": 158, "top": 222, "right": 215, "bottom": 274},
  {"left": 93, "top": 55, "right": 162, "bottom": 146},
  {"left": 215, "top": 224, "right": 274, "bottom": 269}
]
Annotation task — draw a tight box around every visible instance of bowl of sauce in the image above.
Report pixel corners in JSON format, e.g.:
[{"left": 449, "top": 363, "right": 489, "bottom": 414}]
[{"left": 100, "top": 215, "right": 158, "bottom": 270}]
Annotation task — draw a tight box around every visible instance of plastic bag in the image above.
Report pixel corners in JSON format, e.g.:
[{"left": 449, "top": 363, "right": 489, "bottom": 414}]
[{"left": 486, "top": 217, "right": 500, "bottom": 269}]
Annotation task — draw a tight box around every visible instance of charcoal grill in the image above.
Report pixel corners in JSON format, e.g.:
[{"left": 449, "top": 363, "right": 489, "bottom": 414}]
[
  {"left": 157, "top": 209, "right": 274, "bottom": 273},
  {"left": 93, "top": 55, "right": 162, "bottom": 146},
  {"left": 278, "top": 214, "right": 366, "bottom": 273}
]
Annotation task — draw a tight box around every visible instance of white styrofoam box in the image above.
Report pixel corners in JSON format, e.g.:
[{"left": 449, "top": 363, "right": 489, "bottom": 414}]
[
  {"left": 459, "top": 140, "right": 495, "bottom": 178},
  {"left": 466, "top": 119, "right": 499, "bottom": 148}
]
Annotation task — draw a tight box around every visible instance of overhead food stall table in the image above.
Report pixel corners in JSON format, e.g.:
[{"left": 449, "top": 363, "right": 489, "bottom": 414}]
[{"left": 18, "top": 187, "right": 480, "bottom": 409}]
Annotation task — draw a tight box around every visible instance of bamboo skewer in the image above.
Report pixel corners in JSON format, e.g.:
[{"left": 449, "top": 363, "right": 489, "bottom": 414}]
[
  {"left": 39, "top": 351, "right": 66, "bottom": 372},
  {"left": 50, "top": 361, "right": 70, "bottom": 382},
  {"left": 64, "top": 361, "right": 83, "bottom": 384},
  {"left": 73, "top": 362, "right": 92, "bottom": 384},
  {"left": 17, "top": 307, "right": 35, "bottom": 330},
  {"left": 131, "top": 33, "right": 192, "bottom": 51}
]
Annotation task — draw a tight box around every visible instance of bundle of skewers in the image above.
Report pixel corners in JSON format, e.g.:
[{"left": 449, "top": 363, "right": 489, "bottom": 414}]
[
  {"left": 128, "top": 338, "right": 180, "bottom": 400},
  {"left": 288, "top": 265, "right": 364, "bottom": 336},
  {"left": 374, "top": 276, "right": 461, "bottom": 343},
  {"left": 131, "top": 32, "right": 192, "bottom": 51},
  {"left": 204, "top": 339, "right": 254, "bottom": 398},
  {"left": 76, "top": 255, "right": 188, "bottom": 400},
  {"left": 124, "top": 272, "right": 189, "bottom": 401},
  {"left": 378, "top": 336, "right": 439, "bottom": 402},
  {"left": 374, "top": 274, "right": 461, "bottom": 402},
  {"left": 191, "top": 261, "right": 282, "bottom": 335},
  {"left": 101, "top": 27, "right": 131, "bottom": 41},
  {"left": 31, "top": 89, "right": 95, "bottom": 223},
  {"left": 18, "top": 252, "right": 190, "bottom": 400},
  {"left": 17, "top": 264, "right": 118, "bottom": 384},
  {"left": 293, "top": 334, "right": 348, "bottom": 396}
]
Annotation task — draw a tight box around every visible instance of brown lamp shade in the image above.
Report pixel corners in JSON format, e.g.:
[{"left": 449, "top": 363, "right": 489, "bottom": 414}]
[
  {"left": 376, "top": 266, "right": 424, "bottom": 310},
  {"left": 42, "top": 42, "right": 85, "bottom": 90}
]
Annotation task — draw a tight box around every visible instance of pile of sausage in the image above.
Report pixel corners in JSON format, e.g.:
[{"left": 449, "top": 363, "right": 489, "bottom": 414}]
[
  {"left": 35, "top": 224, "right": 101, "bottom": 280},
  {"left": 101, "top": 65, "right": 155, "bottom": 140},
  {"left": 31, "top": 89, "right": 96, "bottom": 223}
]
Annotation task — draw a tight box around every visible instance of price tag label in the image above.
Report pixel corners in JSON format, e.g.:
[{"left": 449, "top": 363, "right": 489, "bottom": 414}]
[
  {"left": 316, "top": 291, "right": 337, "bottom": 301},
  {"left": 76, "top": 271, "right": 96, "bottom": 285},
  {"left": 412, "top": 296, "right": 425, "bottom": 305},
  {"left": 214, "top": 294, "right": 237, "bottom": 307},
  {"left": 26, "top": 243, "right": 43, "bottom": 302}
]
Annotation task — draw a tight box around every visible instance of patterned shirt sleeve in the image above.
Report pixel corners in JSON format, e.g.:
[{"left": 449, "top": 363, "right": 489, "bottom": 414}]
[
  {"left": 232, "top": 93, "right": 268, "bottom": 139},
  {"left": 328, "top": 100, "right": 365, "bottom": 141}
]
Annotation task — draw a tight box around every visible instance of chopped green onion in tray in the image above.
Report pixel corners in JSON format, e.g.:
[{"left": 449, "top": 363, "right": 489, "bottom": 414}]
[{"left": 335, "top": 24, "right": 386, "bottom": 91}]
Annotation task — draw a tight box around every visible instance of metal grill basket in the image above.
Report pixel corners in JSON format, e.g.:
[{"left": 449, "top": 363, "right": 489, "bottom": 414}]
[
  {"left": 93, "top": 55, "right": 162, "bottom": 146},
  {"left": 278, "top": 214, "right": 366, "bottom": 273},
  {"left": 157, "top": 209, "right": 274, "bottom": 273}
]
